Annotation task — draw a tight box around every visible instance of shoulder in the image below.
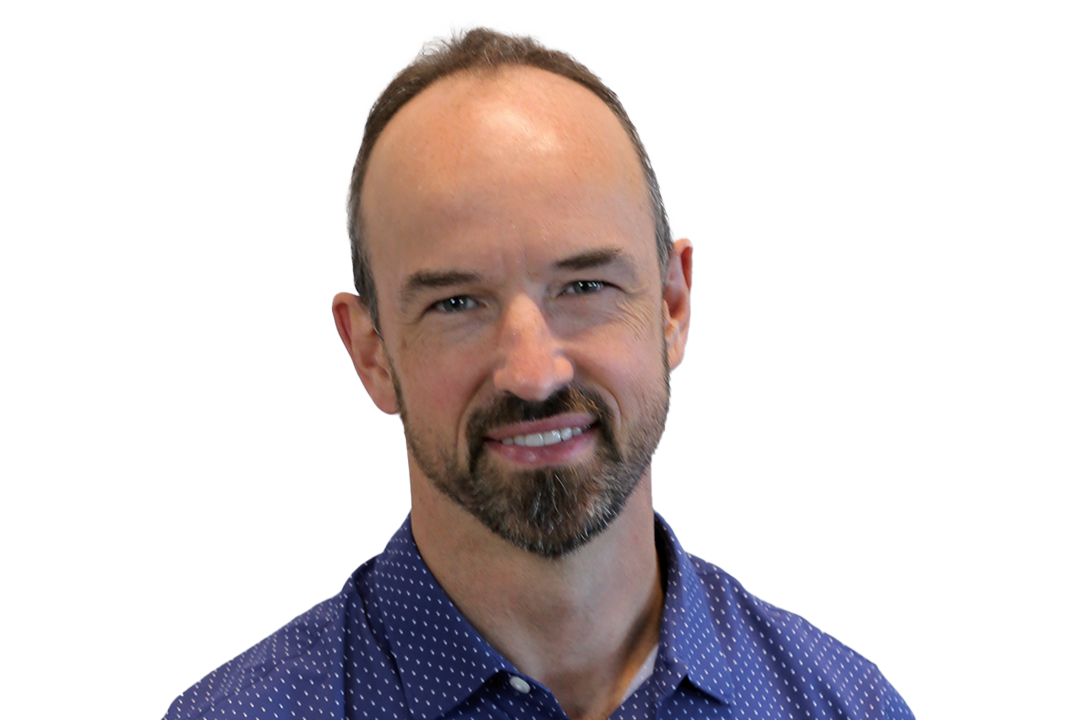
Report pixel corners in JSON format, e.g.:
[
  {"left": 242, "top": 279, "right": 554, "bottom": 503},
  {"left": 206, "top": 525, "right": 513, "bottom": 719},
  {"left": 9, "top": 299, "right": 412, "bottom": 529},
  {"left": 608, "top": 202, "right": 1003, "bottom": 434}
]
[
  {"left": 687, "top": 554, "right": 821, "bottom": 642},
  {"left": 687, "top": 555, "right": 914, "bottom": 719},
  {"left": 163, "top": 559, "right": 383, "bottom": 720}
]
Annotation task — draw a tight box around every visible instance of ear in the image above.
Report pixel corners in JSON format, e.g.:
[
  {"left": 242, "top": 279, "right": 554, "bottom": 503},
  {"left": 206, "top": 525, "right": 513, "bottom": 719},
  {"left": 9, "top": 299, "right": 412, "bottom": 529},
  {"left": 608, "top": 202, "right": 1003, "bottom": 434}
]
[
  {"left": 332, "top": 293, "right": 400, "bottom": 414},
  {"left": 662, "top": 239, "right": 693, "bottom": 370}
]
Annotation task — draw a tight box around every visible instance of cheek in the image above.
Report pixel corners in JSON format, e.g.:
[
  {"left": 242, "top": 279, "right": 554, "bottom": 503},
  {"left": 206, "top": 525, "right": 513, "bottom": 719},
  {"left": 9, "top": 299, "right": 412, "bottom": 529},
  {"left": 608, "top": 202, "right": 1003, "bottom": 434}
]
[
  {"left": 574, "top": 323, "right": 668, "bottom": 418},
  {"left": 396, "top": 336, "right": 492, "bottom": 436},
  {"left": 599, "top": 296, "right": 667, "bottom": 370},
  {"left": 615, "top": 294, "right": 662, "bottom": 345}
]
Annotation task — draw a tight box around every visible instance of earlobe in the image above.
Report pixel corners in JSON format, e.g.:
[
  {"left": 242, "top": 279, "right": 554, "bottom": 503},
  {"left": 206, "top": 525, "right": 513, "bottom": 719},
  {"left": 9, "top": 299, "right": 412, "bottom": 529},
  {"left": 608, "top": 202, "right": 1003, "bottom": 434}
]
[
  {"left": 332, "top": 293, "right": 400, "bottom": 415},
  {"left": 662, "top": 239, "right": 693, "bottom": 369}
]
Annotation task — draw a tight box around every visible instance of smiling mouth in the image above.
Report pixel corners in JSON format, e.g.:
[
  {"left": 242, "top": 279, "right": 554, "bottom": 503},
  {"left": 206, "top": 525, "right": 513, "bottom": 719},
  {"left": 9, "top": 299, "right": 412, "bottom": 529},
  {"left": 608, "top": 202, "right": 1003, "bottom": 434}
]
[
  {"left": 499, "top": 425, "right": 591, "bottom": 448},
  {"left": 468, "top": 387, "right": 607, "bottom": 462}
]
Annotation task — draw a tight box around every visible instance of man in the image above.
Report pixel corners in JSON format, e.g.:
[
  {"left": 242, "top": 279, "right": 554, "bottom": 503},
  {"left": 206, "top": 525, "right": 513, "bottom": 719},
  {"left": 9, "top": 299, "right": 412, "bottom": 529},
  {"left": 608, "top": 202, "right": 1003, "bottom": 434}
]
[{"left": 165, "top": 29, "right": 913, "bottom": 720}]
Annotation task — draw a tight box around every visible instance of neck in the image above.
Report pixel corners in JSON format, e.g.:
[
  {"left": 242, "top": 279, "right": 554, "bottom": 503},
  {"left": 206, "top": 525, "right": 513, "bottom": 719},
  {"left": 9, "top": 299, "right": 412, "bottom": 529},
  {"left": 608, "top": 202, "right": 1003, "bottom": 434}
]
[{"left": 410, "top": 466, "right": 663, "bottom": 720}]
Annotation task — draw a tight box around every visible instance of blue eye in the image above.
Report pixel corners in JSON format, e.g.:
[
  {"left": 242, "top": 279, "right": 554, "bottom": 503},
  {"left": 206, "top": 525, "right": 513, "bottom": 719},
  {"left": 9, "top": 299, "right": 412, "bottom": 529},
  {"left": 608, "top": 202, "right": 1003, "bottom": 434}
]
[
  {"left": 564, "top": 280, "right": 606, "bottom": 295},
  {"left": 433, "top": 296, "right": 479, "bottom": 313}
]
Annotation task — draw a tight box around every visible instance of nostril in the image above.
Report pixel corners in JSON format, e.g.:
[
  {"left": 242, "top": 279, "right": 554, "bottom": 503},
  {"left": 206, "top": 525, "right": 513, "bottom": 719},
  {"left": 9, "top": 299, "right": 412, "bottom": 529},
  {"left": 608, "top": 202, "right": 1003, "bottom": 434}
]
[{"left": 493, "top": 355, "right": 574, "bottom": 403}]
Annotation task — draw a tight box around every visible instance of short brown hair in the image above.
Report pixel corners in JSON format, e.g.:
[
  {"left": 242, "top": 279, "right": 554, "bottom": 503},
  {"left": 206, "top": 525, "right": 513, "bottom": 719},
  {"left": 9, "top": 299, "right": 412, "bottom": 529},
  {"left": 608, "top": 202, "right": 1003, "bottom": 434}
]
[{"left": 347, "top": 28, "right": 673, "bottom": 327}]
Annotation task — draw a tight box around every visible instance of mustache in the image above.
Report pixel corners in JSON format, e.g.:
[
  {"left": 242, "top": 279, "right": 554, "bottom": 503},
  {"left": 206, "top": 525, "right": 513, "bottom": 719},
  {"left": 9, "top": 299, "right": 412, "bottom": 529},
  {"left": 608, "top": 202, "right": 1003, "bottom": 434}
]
[
  {"left": 465, "top": 385, "right": 615, "bottom": 466},
  {"left": 467, "top": 385, "right": 610, "bottom": 437}
]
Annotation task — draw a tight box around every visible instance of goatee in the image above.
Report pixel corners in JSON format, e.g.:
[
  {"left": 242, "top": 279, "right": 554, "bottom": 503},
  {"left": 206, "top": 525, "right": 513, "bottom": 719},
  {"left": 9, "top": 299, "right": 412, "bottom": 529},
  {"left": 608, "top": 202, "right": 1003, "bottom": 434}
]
[{"left": 397, "top": 375, "right": 669, "bottom": 558}]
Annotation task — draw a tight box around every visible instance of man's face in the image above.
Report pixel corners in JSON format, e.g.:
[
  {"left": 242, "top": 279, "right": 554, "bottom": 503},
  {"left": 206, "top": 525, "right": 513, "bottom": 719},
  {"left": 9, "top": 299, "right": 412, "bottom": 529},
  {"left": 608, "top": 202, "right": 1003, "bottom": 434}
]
[{"left": 357, "top": 68, "right": 679, "bottom": 556}]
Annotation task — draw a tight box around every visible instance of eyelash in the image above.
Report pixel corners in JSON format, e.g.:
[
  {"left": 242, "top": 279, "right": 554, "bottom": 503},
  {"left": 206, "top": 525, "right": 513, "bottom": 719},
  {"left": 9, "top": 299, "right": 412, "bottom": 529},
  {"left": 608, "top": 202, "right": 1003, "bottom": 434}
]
[
  {"left": 432, "top": 296, "right": 480, "bottom": 313},
  {"left": 562, "top": 280, "right": 607, "bottom": 295},
  {"left": 429, "top": 281, "right": 609, "bottom": 314}
]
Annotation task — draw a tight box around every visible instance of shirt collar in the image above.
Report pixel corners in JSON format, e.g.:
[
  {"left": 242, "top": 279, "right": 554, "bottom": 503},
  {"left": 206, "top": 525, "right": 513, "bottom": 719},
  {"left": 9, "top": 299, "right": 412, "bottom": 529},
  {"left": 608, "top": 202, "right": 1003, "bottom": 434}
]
[
  {"left": 371, "top": 517, "right": 515, "bottom": 720},
  {"left": 653, "top": 512, "right": 737, "bottom": 705},
  {"left": 371, "top": 513, "right": 735, "bottom": 720}
]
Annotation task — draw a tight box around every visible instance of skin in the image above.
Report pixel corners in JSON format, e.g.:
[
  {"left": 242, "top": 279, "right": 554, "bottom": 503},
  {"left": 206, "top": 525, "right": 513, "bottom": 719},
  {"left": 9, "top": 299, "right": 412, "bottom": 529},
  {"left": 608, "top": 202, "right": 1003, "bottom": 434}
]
[{"left": 333, "top": 67, "right": 692, "bottom": 720}]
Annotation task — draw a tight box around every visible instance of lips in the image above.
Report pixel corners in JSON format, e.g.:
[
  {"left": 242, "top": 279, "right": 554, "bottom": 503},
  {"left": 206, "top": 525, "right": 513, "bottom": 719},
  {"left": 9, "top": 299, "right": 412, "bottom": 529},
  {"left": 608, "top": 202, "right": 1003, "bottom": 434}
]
[
  {"left": 483, "top": 412, "right": 596, "bottom": 451},
  {"left": 480, "top": 414, "right": 597, "bottom": 467},
  {"left": 501, "top": 425, "right": 587, "bottom": 447},
  {"left": 467, "top": 387, "right": 610, "bottom": 466}
]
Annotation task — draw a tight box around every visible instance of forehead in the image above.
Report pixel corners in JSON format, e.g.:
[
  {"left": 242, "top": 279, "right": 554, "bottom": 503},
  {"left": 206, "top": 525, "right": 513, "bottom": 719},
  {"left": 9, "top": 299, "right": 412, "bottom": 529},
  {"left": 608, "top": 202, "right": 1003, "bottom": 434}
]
[{"left": 360, "top": 66, "right": 654, "bottom": 290}]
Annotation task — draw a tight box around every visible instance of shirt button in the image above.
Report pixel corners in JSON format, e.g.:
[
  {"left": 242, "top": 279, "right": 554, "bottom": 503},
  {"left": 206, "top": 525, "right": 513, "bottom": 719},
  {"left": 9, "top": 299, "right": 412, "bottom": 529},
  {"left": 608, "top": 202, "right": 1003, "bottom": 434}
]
[{"left": 509, "top": 676, "right": 531, "bottom": 694}]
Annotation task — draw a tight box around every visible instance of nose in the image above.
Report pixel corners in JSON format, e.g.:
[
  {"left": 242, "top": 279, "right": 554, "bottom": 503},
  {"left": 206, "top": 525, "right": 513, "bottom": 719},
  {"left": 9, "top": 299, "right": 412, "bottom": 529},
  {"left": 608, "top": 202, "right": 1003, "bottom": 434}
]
[{"left": 492, "top": 294, "right": 574, "bottom": 402}]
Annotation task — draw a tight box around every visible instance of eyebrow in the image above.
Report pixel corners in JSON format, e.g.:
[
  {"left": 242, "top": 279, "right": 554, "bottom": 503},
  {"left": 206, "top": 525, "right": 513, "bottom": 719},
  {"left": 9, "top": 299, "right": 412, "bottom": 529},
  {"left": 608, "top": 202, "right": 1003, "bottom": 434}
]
[
  {"left": 400, "top": 269, "right": 482, "bottom": 306},
  {"left": 399, "top": 247, "right": 630, "bottom": 307},
  {"left": 555, "top": 247, "right": 627, "bottom": 271}
]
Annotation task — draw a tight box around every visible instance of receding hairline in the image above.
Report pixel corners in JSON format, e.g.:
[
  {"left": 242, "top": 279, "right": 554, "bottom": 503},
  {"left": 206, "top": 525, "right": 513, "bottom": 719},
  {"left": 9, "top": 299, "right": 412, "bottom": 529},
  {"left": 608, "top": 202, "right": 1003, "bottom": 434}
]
[
  {"left": 358, "top": 64, "right": 654, "bottom": 233},
  {"left": 346, "top": 29, "right": 674, "bottom": 327}
]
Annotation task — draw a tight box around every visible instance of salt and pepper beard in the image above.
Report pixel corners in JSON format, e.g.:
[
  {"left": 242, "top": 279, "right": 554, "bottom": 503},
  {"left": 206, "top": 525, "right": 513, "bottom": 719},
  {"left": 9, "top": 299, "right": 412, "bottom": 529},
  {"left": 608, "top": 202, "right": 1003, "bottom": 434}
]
[{"left": 391, "top": 353, "right": 670, "bottom": 558}]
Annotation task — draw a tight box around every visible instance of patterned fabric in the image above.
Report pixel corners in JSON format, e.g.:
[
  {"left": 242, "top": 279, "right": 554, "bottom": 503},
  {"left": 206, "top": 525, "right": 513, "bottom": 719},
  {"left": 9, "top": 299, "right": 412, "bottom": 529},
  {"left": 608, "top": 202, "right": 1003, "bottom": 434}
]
[{"left": 164, "top": 515, "right": 913, "bottom": 719}]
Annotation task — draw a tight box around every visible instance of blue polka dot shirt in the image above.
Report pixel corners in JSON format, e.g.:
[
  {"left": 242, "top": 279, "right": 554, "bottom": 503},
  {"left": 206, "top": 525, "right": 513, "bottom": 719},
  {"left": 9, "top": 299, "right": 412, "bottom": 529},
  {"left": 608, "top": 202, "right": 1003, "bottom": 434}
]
[{"left": 164, "top": 515, "right": 913, "bottom": 719}]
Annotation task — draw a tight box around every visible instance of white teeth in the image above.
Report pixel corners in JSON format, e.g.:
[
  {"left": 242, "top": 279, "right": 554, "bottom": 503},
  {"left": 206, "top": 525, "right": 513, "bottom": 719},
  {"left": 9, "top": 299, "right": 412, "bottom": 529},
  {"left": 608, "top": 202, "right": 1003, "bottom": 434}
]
[{"left": 500, "top": 426, "right": 587, "bottom": 448}]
